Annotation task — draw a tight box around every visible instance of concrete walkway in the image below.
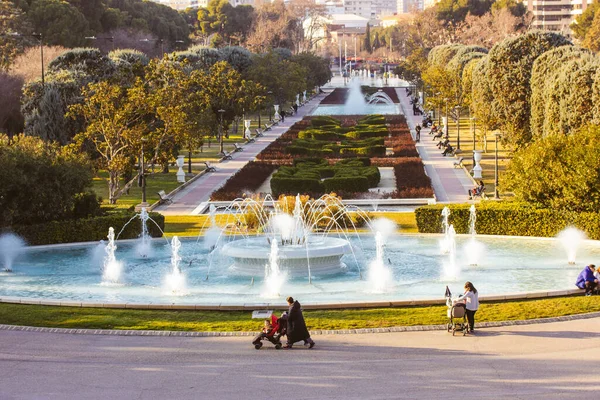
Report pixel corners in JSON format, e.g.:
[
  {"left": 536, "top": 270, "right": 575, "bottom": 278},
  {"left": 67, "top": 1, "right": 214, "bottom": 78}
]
[
  {"left": 1, "top": 316, "right": 599, "bottom": 399},
  {"left": 155, "top": 92, "right": 327, "bottom": 215},
  {"left": 396, "top": 88, "right": 473, "bottom": 203}
]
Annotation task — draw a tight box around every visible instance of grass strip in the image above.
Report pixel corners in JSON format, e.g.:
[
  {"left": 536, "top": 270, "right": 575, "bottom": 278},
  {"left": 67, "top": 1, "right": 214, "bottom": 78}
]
[{"left": 1, "top": 296, "right": 599, "bottom": 332}]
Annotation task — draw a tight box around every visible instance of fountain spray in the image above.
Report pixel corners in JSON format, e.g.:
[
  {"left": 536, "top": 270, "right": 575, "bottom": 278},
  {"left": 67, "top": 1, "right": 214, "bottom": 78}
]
[
  {"left": 102, "top": 227, "right": 122, "bottom": 284},
  {"left": 0, "top": 233, "right": 25, "bottom": 272},
  {"left": 165, "top": 236, "right": 186, "bottom": 294},
  {"left": 262, "top": 240, "right": 285, "bottom": 298},
  {"left": 558, "top": 227, "right": 586, "bottom": 265}
]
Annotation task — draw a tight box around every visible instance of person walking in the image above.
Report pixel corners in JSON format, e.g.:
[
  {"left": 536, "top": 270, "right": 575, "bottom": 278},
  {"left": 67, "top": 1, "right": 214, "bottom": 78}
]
[
  {"left": 284, "top": 296, "right": 315, "bottom": 349},
  {"left": 457, "top": 282, "right": 479, "bottom": 333},
  {"left": 415, "top": 124, "right": 421, "bottom": 143}
]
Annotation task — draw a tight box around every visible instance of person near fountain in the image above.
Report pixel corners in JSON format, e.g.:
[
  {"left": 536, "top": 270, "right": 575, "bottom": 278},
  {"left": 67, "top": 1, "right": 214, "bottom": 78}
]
[
  {"left": 576, "top": 264, "right": 598, "bottom": 296},
  {"left": 284, "top": 297, "right": 315, "bottom": 349},
  {"left": 468, "top": 181, "right": 485, "bottom": 199},
  {"left": 457, "top": 282, "right": 479, "bottom": 333}
]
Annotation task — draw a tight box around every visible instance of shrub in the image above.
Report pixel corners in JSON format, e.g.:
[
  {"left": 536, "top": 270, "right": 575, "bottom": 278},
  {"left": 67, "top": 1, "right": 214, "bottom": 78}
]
[
  {"left": 271, "top": 177, "right": 324, "bottom": 197},
  {"left": 414, "top": 202, "right": 600, "bottom": 239},
  {"left": 6, "top": 212, "right": 164, "bottom": 245},
  {"left": 324, "top": 176, "right": 370, "bottom": 193},
  {"left": 393, "top": 158, "right": 434, "bottom": 198},
  {"left": 210, "top": 162, "right": 277, "bottom": 200}
]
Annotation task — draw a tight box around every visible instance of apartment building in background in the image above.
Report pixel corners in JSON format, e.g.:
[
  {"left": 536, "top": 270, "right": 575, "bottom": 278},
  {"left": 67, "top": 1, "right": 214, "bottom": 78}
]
[{"left": 526, "top": 0, "right": 588, "bottom": 36}]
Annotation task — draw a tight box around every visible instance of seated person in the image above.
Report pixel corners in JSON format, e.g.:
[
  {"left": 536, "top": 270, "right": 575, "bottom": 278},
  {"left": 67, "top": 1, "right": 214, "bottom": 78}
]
[
  {"left": 441, "top": 143, "right": 454, "bottom": 156},
  {"left": 437, "top": 138, "right": 450, "bottom": 149},
  {"left": 576, "top": 264, "right": 598, "bottom": 296},
  {"left": 468, "top": 180, "right": 485, "bottom": 198},
  {"left": 252, "top": 316, "right": 279, "bottom": 346},
  {"left": 433, "top": 130, "right": 444, "bottom": 140}
]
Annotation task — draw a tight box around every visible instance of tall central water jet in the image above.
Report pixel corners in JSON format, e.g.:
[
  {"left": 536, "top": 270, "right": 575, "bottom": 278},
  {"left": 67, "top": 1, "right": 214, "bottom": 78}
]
[
  {"left": 0, "top": 233, "right": 25, "bottom": 272},
  {"left": 102, "top": 227, "right": 122, "bottom": 284},
  {"left": 344, "top": 78, "right": 367, "bottom": 114},
  {"left": 262, "top": 240, "right": 285, "bottom": 298},
  {"left": 165, "top": 236, "right": 186, "bottom": 294},
  {"left": 441, "top": 225, "right": 460, "bottom": 280},
  {"left": 136, "top": 208, "right": 152, "bottom": 258},
  {"left": 558, "top": 227, "right": 586, "bottom": 265}
]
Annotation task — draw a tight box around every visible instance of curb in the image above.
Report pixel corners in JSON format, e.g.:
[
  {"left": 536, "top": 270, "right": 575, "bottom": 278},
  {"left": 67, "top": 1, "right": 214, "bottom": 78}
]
[{"left": 1, "top": 311, "right": 599, "bottom": 338}]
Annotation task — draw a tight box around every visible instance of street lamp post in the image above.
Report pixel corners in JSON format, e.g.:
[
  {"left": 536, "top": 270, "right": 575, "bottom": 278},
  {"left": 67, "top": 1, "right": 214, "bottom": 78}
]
[
  {"left": 454, "top": 105, "right": 461, "bottom": 150},
  {"left": 494, "top": 132, "right": 501, "bottom": 199},
  {"left": 443, "top": 98, "right": 448, "bottom": 136},
  {"left": 218, "top": 109, "right": 226, "bottom": 156},
  {"left": 267, "top": 91, "right": 273, "bottom": 121},
  {"left": 138, "top": 138, "right": 149, "bottom": 209},
  {"left": 471, "top": 117, "right": 477, "bottom": 165}
]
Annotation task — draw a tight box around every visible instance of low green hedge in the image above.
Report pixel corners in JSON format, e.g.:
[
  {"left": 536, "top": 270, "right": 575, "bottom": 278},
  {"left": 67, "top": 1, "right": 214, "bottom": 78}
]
[
  {"left": 415, "top": 202, "right": 600, "bottom": 239},
  {"left": 324, "top": 176, "right": 369, "bottom": 192},
  {"left": 6, "top": 212, "right": 165, "bottom": 245},
  {"left": 271, "top": 177, "right": 324, "bottom": 196}
]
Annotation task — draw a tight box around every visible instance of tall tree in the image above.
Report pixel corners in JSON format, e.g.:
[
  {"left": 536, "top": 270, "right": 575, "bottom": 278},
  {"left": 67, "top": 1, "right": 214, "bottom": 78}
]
[{"left": 363, "top": 23, "right": 372, "bottom": 54}]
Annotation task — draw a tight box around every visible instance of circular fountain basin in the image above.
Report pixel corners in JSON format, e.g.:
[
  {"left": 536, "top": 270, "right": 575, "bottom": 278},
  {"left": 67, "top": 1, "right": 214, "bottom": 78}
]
[
  {"left": 1, "top": 235, "right": 599, "bottom": 306},
  {"left": 221, "top": 237, "right": 352, "bottom": 277}
]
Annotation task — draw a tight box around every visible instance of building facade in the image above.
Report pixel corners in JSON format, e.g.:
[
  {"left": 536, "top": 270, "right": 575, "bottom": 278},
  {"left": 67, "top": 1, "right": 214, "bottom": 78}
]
[{"left": 526, "top": 0, "right": 588, "bottom": 36}]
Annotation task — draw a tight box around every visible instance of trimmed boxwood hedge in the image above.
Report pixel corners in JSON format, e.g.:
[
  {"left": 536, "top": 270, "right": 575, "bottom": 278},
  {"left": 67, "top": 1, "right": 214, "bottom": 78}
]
[
  {"left": 415, "top": 202, "right": 600, "bottom": 239},
  {"left": 6, "top": 212, "right": 165, "bottom": 245}
]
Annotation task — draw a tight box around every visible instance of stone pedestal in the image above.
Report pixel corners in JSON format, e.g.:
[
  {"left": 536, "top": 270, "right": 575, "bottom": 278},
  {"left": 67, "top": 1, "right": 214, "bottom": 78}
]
[
  {"left": 244, "top": 119, "right": 251, "bottom": 140},
  {"left": 473, "top": 150, "right": 483, "bottom": 179},
  {"left": 274, "top": 104, "right": 280, "bottom": 121},
  {"left": 176, "top": 155, "right": 185, "bottom": 183}
]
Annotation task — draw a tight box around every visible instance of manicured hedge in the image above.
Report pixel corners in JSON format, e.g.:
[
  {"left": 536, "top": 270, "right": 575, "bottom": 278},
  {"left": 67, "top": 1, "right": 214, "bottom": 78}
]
[
  {"left": 210, "top": 161, "right": 278, "bottom": 200},
  {"left": 324, "top": 176, "right": 369, "bottom": 192},
  {"left": 393, "top": 158, "right": 433, "bottom": 198},
  {"left": 415, "top": 202, "right": 600, "bottom": 239},
  {"left": 7, "top": 212, "right": 165, "bottom": 245}
]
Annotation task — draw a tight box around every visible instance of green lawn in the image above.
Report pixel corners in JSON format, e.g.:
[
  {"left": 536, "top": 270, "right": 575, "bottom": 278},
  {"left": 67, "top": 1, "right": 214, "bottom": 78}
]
[
  {"left": 93, "top": 168, "right": 204, "bottom": 210},
  {"left": 1, "top": 295, "right": 598, "bottom": 332}
]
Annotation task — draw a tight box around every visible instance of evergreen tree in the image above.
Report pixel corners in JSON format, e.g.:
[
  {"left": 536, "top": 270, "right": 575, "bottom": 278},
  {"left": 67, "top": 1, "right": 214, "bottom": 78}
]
[
  {"left": 363, "top": 23, "right": 372, "bottom": 54},
  {"left": 372, "top": 32, "right": 381, "bottom": 50}
]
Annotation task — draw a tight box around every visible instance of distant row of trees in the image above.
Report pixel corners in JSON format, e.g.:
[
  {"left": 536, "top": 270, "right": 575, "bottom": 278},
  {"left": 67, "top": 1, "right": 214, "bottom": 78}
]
[
  {"left": 419, "top": 31, "right": 600, "bottom": 212},
  {"left": 7, "top": 45, "right": 330, "bottom": 204}
]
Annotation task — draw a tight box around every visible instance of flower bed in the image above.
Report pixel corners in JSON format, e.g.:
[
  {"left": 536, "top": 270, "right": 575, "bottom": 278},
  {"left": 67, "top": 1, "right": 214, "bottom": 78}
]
[
  {"left": 392, "top": 158, "right": 434, "bottom": 198},
  {"left": 210, "top": 162, "right": 278, "bottom": 200}
]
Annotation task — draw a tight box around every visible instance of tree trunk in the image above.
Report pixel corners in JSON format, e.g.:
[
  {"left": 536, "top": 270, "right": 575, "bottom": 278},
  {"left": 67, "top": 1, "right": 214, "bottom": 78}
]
[
  {"left": 108, "top": 171, "right": 120, "bottom": 205},
  {"left": 188, "top": 150, "right": 192, "bottom": 174}
]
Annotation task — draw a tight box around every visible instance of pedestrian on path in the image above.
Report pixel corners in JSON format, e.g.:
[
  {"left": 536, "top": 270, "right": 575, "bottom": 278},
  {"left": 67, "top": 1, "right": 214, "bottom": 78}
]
[
  {"left": 457, "top": 282, "right": 479, "bottom": 333},
  {"left": 280, "top": 110, "right": 286, "bottom": 123},
  {"left": 415, "top": 124, "right": 421, "bottom": 142},
  {"left": 284, "top": 296, "right": 315, "bottom": 349}
]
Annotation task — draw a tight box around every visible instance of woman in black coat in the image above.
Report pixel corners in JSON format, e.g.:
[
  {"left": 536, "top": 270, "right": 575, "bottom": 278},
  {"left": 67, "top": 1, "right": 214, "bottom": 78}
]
[{"left": 284, "top": 297, "right": 315, "bottom": 349}]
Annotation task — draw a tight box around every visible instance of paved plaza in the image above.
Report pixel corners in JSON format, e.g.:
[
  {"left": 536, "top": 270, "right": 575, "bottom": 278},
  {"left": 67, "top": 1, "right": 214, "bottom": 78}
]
[{"left": 0, "top": 316, "right": 599, "bottom": 399}]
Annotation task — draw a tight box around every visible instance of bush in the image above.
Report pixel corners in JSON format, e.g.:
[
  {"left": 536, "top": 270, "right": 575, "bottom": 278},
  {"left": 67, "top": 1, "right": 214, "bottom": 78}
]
[
  {"left": 6, "top": 212, "right": 165, "bottom": 245},
  {"left": 415, "top": 202, "right": 600, "bottom": 239},
  {"left": 324, "top": 176, "right": 370, "bottom": 193},
  {"left": 210, "top": 162, "right": 277, "bottom": 200},
  {"left": 271, "top": 177, "right": 324, "bottom": 197},
  {"left": 393, "top": 158, "right": 434, "bottom": 198}
]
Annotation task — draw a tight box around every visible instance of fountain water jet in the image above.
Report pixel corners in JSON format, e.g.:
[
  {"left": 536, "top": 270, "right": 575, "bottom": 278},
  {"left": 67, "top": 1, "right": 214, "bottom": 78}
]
[
  {"left": 344, "top": 78, "right": 367, "bottom": 114},
  {"left": 0, "top": 233, "right": 25, "bottom": 272},
  {"left": 367, "top": 232, "right": 392, "bottom": 292},
  {"left": 464, "top": 205, "right": 485, "bottom": 266},
  {"left": 441, "top": 226, "right": 460, "bottom": 280},
  {"left": 558, "top": 227, "right": 586, "bottom": 264},
  {"left": 262, "top": 240, "right": 286, "bottom": 298},
  {"left": 135, "top": 208, "right": 153, "bottom": 258},
  {"left": 440, "top": 207, "right": 454, "bottom": 254},
  {"left": 102, "top": 228, "right": 122, "bottom": 284},
  {"left": 164, "top": 236, "right": 186, "bottom": 294}
]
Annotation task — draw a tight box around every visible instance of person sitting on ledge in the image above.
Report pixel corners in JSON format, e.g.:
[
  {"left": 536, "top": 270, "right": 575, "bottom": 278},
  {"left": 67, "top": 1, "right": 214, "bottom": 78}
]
[
  {"left": 468, "top": 180, "right": 485, "bottom": 199},
  {"left": 441, "top": 142, "right": 454, "bottom": 156},
  {"left": 576, "top": 264, "right": 598, "bottom": 296},
  {"left": 437, "top": 138, "right": 449, "bottom": 149}
]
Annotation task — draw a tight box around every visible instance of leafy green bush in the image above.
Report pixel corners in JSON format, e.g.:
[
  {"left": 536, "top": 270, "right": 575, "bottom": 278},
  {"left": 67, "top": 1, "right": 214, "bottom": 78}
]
[
  {"left": 324, "top": 176, "right": 369, "bottom": 193},
  {"left": 310, "top": 116, "right": 341, "bottom": 127},
  {"left": 7, "top": 212, "right": 165, "bottom": 245},
  {"left": 415, "top": 202, "right": 600, "bottom": 239}
]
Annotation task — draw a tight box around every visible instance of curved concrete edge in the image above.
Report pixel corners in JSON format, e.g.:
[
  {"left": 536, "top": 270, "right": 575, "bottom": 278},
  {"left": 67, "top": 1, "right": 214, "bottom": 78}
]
[
  {"left": 1, "top": 310, "right": 599, "bottom": 337},
  {"left": 0, "top": 288, "right": 584, "bottom": 311}
]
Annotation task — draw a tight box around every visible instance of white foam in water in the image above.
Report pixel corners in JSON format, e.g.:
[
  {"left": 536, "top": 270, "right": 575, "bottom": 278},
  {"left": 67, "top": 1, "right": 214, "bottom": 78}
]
[
  {"left": 90, "top": 240, "right": 106, "bottom": 268},
  {"left": 464, "top": 237, "right": 485, "bottom": 267},
  {"left": 0, "top": 233, "right": 25, "bottom": 272}
]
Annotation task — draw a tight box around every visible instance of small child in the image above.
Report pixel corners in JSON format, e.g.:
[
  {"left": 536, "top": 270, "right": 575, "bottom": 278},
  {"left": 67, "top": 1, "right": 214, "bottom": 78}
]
[
  {"left": 594, "top": 266, "right": 600, "bottom": 293},
  {"left": 252, "top": 315, "right": 281, "bottom": 348}
]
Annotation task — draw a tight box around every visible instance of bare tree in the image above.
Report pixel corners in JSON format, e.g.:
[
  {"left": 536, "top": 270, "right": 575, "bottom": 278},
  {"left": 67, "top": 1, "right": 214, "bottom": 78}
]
[{"left": 9, "top": 46, "right": 68, "bottom": 82}]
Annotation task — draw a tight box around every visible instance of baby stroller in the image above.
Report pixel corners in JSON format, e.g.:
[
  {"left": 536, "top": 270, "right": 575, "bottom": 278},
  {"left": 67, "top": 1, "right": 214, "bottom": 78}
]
[
  {"left": 445, "top": 286, "right": 469, "bottom": 336},
  {"left": 252, "top": 313, "right": 287, "bottom": 350}
]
